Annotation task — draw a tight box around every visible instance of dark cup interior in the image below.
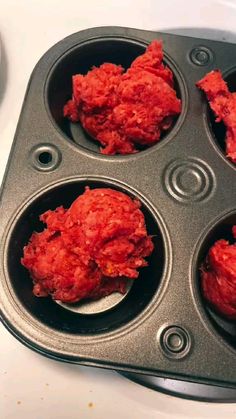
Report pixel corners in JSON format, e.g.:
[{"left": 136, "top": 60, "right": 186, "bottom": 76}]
[
  {"left": 196, "top": 214, "right": 236, "bottom": 350},
  {"left": 207, "top": 70, "right": 236, "bottom": 167},
  {"left": 46, "top": 38, "right": 183, "bottom": 154},
  {"left": 7, "top": 180, "right": 165, "bottom": 334}
]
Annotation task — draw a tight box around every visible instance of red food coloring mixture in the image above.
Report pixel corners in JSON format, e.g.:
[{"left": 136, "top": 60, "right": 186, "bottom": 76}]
[
  {"left": 63, "top": 40, "right": 181, "bottom": 155},
  {"left": 196, "top": 70, "right": 236, "bottom": 164},
  {"left": 200, "top": 226, "right": 236, "bottom": 320},
  {"left": 21, "top": 188, "right": 154, "bottom": 304}
]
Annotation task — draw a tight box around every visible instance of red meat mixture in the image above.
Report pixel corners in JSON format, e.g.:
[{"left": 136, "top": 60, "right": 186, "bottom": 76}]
[
  {"left": 200, "top": 226, "right": 236, "bottom": 320},
  {"left": 196, "top": 70, "right": 236, "bottom": 164},
  {"left": 64, "top": 40, "right": 181, "bottom": 155},
  {"left": 21, "top": 188, "right": 154, "bottom": 303}
]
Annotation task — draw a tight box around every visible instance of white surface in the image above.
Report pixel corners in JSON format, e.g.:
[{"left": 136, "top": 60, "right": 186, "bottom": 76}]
[{"left": 1, "top": 0, "right": 236, "bottom": 418}]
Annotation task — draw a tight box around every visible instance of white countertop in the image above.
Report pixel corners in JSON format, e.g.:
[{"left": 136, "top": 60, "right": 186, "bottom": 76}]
[{"left": 1, "top": 1, "right": 236, "bottom": 418}]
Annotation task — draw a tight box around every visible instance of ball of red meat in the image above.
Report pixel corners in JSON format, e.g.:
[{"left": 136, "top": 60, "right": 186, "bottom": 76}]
[
  {"left": 196, "top": 70, "right": 236, "bottom": 164},
  {"left": 63, "top": 40, "right": 181, "bottom": 155},
  {"left": 21, "top": 188, "right": 154, "bottom": 303},
  {"left": 200, "top": 226, "right": 236, "bottom": 320},
  {"left": 65, "top": 188, "right": 154, "bottom": 277}
]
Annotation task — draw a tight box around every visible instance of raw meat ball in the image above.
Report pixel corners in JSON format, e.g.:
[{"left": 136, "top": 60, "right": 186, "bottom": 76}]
[
  {"left": 197, "top": 70, "right": 236, "bottom": 164},
  {"left": 200, "top": 226, "right": 236, "bottom": 320},
  {"left": 21, "top": 188, "right": 154, "bottom": 303},
  {"left": 64, "top": 40, "right": 181, "bottom": 155}
]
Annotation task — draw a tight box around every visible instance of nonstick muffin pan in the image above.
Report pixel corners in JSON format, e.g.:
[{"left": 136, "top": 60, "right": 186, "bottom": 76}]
[{"left": 0, "top": 26, "right": 235, "bottom": 389}]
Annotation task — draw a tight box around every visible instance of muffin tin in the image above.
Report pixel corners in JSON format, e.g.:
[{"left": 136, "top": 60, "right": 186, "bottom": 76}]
[{"left": 0, "top": 26, "right": 235, "bottom": 389}]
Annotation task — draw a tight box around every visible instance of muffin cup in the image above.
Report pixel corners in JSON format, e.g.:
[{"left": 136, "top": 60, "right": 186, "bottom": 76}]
[
  {"left": 193, "top": 212, "right": 236, "bottom": 350},
  {"left": 46, "top": 37, "right": 185, "bottom": 155},
  {"left": 204, "top": 67, "right": 236, "bottom": 170},
  {"left": 5, "top": 178, "right": 166, "bottom": 335}
]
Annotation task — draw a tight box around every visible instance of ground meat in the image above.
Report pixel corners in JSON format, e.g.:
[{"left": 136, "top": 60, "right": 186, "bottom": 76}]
[
  {"left": 196, "top": 70, "right": 236, "bottom": 164},
  {"left": 64, "top": 40, "right": 181, "bottom": 155},
  {"left": 21, "top": 188, "right": 154, "bottom": 303},
  {"left": 200, "top": 226, "right": 236, "bottom": 320}
]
